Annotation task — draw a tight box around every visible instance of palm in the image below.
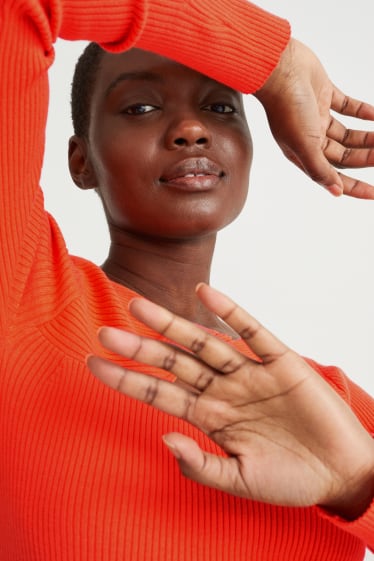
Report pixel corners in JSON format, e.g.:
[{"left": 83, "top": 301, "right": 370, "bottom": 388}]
[{"left": 178, "top": 347, "right": 349, "bottom": 506}]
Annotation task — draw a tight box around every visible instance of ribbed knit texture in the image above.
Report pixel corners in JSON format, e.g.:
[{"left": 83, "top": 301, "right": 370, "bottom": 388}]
[{"left": 0, "top": 1, "right": 372, "bottom": 559}]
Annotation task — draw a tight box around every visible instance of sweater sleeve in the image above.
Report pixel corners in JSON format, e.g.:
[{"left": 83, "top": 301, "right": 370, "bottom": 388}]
[
  {"left": 0, "top": 0, "right": 289, "bottom": 334},
  {"left": 59, "top": 0, "right": 290, "bottom": 93},
  {"left": 322, "top": 375, "right": 374, "bottom": 551},
  {"left": 306, "top": 360, "right": 374, "bottom": 551},
  {"left": 317, "top": 501, "right": 374, "bottom": 554}
]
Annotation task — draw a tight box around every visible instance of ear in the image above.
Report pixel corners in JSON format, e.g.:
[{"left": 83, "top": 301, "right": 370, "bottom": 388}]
[{"left": 68, "top": 135, "right": 98, "bottom": 190}]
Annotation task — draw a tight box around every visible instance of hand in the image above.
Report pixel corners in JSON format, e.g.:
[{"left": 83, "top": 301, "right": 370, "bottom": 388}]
[
  {"left": 254, "top": 38, "right": 374, "bottom": 198},
  {"left": 87, "top": 284, "right": 374, "bottom": 519}
]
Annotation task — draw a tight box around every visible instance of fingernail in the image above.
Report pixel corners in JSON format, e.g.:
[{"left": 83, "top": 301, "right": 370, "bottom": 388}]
[
  {"left": 85, "top": 353, "right": 93, "bottom": 365},
  {"left": 195, "top": 282, "right": 206, "bottom": 293},
  {"left": 162, "top": 436, "right": 182, "bottom": 459}
]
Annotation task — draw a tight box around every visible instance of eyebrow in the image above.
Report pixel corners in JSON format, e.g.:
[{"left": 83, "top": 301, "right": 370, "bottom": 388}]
[{"left": 105, "top": 71, "right": 164, "bottom": 98}]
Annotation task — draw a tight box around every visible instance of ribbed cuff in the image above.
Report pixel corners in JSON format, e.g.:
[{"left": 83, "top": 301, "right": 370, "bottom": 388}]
[
  {"left": 136, "top": 0, "right": 290, "bottom": 93},
  {"left": 60, "top": 0, "right": 148, "bottom": 51},
  {"left": 315, "top": 497, "right": 374, "bottom": 550}
]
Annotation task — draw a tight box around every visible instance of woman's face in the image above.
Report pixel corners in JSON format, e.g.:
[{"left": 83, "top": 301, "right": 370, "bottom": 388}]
[{"left": 82, "top": 48, "right": 252, "bottom": 240}]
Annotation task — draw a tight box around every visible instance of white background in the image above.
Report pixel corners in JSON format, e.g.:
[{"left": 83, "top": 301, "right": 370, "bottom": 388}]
[{"left": 42, "top": 2, "right": 373, "bottom": 556}]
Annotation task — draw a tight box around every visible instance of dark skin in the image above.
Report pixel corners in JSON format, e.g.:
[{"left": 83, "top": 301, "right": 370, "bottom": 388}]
[
  {"left": 70, "top": 48, "right": 373, "bottom": 522},
  {"left": 89, "top": 286, "right": 374, "bottom": 520},
  {"left": 69, "top": 48, "right": 252, "bottom": 333}
]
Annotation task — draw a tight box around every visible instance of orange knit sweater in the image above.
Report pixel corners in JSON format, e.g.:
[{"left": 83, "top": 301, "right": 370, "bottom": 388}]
[{"left": 0, "top": 1, "right": 373, "bottom": 560}]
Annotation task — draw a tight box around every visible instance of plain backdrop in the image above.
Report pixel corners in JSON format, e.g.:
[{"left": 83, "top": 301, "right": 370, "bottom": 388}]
[{"left": 42, "top": 3, "right": 373, "bottom": 555}]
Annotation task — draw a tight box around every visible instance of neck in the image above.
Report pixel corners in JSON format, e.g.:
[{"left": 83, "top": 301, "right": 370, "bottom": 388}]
[{"left": 101, "top": 230, "right": 235, "bottom": 335}]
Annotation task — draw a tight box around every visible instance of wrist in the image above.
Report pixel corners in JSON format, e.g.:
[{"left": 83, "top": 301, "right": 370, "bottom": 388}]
[
  {"left": 320, "top": 463, "right": 374, "bottom": 521},
  {"left": 254, "top": 38, "right": 297, "bottom": 103}
]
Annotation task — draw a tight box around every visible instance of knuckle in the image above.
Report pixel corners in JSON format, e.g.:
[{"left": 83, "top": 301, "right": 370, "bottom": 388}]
[
  {"left": 221, "top": 303, "right": 239, "bottom": 324},
  {"left": 220, "top": 358, "right": 245, "bottom": 374},
  {"left": 322, "top": 137, "right": 331, "bottom": 152},
  {"left": 162, "top": 350, "right": 177, "bottom": 371},
  {"left": 182, "top": 393, "right": 196, "bottom": 421},
  {"left": 347, "top": 179, "right": 360, "bottom": 194},
  {"left": 340, "top": 96, "right": 349, "bottom": 113},
  {"left": 239, "top": 323, "right": 260, "bottom": 341},
  {"left": 354, "top": 101, "right": 364, "bottom": 117},
  {"left": 340, "top": 148, "right": 352, "bottom": 164},
  {"left": 362, "top": 131, "right": 370, "bottom": 148},
  {"left": 365, "top": 147, "right": 374, "bottom": 164},
  {"left": 341, "top": 127, "right": 351, "bottom": 144},
  {"left": 116, "top": 370, "right": 128, "bottom": 393},
  {"left": 160, "top": 315, "right": 177, "bottom": 337},
  {"left": 261, "top": 348, "right": 290, "bottom": 365},
  {"left": 326, "top": 116, "right": 334, "bottom": 133},
  {"left": 191, "top": 335, "right": 207, "bottom": 354},
  {"left": 143, "top": 379, "right": 159, "bottom": 405},
  {"left": 194, "top": 369, "right": 215, "bottom": 391}
]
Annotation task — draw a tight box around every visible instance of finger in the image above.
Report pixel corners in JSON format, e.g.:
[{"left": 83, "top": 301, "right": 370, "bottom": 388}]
[
  {"left": 97, "top": 327, "right": 217, "bottom": 391},
  {"left": 337, "top": 172, "right": 374, "bottom": 199},
  {"left": 298, "top": 141, "right": 374, "bottom": 198},
  {"left": 87, "top": 354, "right": 199, "bottom": 420},
  {"left": 280, "top": 144, "right": 343, "bottom": 196},
  {"left": 289, "top": 142, "right": 374, "bottom": 198},
  {"left": 331, "top": 87, "right": 374, "bottom": 120},
  {"left": 128, "top": 298, "right": 250, "bottom": 374},
  {"left": 327, "top": 117, "right": 374, "bottom": 148},
  {"left": 163, "top": 432, "right": 249, "bottom": 497},
  {"left": 280, "top": 135, "right": 345, "bottom": 195},
  {"left": 323, "top": 138, "right": 374, "bottom": 169},
  {"left": 196, "top": 284, "right": 291, "bottom": 364}
]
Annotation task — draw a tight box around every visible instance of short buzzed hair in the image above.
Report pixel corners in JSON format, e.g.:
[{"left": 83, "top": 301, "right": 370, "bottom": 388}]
[{"left": 71, "top": 42, "right": 105, "bottom": 138}]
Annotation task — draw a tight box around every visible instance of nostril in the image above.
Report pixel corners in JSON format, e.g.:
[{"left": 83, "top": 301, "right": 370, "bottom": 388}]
[
  {"left": 174, "top": 138, "right": 185, "bottom": 146},
  {"left": 172, "top": 136, "right": 208, "bottom": 147}
]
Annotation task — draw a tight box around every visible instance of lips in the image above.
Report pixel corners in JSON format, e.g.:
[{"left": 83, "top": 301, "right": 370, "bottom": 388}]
[{"left": 160, "top": 157, "right": 224, "bottom": 191}]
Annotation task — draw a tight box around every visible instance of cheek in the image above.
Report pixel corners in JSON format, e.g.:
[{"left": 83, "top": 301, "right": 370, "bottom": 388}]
[
  {"left": 238, "top": 130, "right": 253, "bottom": 174},
  {"left": 220, "top": 131, "right": 252, "bottom": 222},
  {"left": 90, "top": 133, "right": 157, "bottom": 189},
  {"left": 89, "top": 136, "right": 161, "bottom": 227},
  {"left": 224, "top": 131, "right": 252, "bottom": 187}
]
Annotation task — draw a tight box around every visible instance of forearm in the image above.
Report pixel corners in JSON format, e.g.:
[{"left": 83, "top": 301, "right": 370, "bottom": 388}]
[
  {"left": 1, "top": 0, "right": 290, "bottom": 329},
  {"left": 136, "top": 0, "right": 290, "bottom": 93},
  {"left": 58, "top": 0, "right": 290, "bottom": 93}
]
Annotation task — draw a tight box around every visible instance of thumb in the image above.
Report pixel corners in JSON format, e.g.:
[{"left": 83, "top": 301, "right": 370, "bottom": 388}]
[
  {"left": 291, "top": 146, "right": 343, "bottom": 196},
  {"left": 307, "top": 162, "right": 343, "bottom": 197},
  {"left": 162, "top": 433, "right": 245, "bottom": 496}
]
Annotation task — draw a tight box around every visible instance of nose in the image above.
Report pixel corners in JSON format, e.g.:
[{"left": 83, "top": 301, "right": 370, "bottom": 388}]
[{"left": 165, "top": 118, "right": 212, "bottom": 149}]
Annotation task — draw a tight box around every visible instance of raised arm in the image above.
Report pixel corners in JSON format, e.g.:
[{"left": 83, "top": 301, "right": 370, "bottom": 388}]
[
  {"left": 2, "top": 0, "right": 374, "bottom": 334},
  {"left": 0, "top": 0, "right": 289, "bottom": 332}
]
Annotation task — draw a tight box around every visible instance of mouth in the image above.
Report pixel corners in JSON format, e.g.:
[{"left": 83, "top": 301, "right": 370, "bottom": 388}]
[{"left": 160, "top": 157, "right": 224, "bottom": 191}]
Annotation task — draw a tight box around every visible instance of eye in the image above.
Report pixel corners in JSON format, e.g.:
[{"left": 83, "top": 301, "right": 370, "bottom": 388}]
[
  {"left": 122, "top": 104, "right": 159, "bottom": 115},
  {"left": 203, "top": 103, "right": 236, "bottom": 114}
]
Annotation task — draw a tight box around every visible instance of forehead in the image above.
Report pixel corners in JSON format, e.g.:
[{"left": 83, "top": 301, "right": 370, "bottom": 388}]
[{"left": 94, "top": 48, "right": 241, "bottom": 100}]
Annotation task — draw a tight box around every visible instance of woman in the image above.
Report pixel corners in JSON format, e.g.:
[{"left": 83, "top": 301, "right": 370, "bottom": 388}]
[{"left": 1, "top": 1, "right": 373, "bottom": 559}]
